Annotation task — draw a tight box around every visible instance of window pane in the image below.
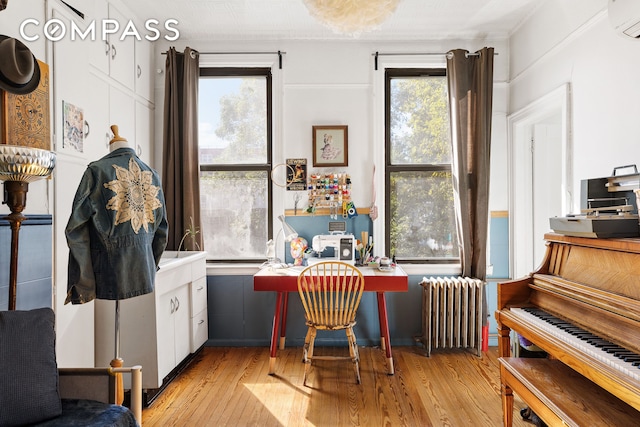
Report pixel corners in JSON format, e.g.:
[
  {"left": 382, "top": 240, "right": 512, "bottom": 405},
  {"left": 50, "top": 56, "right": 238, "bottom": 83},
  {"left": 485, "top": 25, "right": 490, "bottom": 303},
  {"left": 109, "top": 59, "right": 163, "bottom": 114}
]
[
  {"left": 390, "top": 171, "right": 459, "bottom": 259},
  {"left": 389, "top": 76, "right": 451, "bottom": 165},
  {"left": 199, "top": 77, "right": 267, "bottom": 164},
  {"left": 200, "top": 171, "right": 268, "bottom": 259}
]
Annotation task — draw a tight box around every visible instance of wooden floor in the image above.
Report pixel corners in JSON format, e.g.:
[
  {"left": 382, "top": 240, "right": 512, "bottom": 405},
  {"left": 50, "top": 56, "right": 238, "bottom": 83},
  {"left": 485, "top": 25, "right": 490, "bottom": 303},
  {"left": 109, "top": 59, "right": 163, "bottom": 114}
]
[{"left": 142, "top": 346, "right": 530, "bottom": 427}]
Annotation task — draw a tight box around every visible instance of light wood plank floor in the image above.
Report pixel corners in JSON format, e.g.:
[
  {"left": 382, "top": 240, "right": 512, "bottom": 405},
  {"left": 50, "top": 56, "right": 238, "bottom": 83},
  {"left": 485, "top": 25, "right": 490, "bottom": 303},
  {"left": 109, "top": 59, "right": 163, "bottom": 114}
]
[{"left": 142, "top": 346, "right": 530, "bottom": 426}]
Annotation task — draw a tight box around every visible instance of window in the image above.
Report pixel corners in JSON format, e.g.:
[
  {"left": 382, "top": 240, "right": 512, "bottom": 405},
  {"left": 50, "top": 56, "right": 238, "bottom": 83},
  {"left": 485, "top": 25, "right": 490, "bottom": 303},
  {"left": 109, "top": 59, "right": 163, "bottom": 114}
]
[
  {"left": 198, "top": 68, "right": 272, "bottom": 261},
  {"left": 385, "top": 68, "right": 459, "bottom": 262}
]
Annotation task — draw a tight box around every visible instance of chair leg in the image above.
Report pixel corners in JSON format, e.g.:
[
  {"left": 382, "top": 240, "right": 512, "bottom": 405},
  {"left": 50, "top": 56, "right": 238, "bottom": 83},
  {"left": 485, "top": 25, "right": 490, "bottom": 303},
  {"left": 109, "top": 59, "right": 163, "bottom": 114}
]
[
  {"left": 346, "top": 327, "right": 361, "bottom": 384},
  {"left": 302, "top": 328, "right": 313, "bottom": 362},
  {"left": 303, "top": 327, "right": 316, "bottom": 386}
]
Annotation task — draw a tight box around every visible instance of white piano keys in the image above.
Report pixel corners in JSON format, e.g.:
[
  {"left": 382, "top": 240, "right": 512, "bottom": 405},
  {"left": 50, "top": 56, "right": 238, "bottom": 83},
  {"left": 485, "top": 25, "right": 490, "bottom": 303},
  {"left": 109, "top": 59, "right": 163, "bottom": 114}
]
[{"left": 510, "top": 307, "right": 640, "bottom": 382}]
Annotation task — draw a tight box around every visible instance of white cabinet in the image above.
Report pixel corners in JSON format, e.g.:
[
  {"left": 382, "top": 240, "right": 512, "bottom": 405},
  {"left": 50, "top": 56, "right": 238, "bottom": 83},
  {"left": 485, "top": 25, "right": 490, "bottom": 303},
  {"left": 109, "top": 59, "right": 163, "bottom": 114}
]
[
  {"left": 135, "top": 100, "right": 152, "bottom": 163},
  {"left": 87, "top": 0, "right": 155, "bottom": 162},
  {"left": 94, "top": 251, "right": 207, "bottom": 389},
  {"left": 107, "top": 4, "right": 135, "bottom": 90},
  {"left": 157, "top": 284, "right": 190, "bottom": 381},
  {"left": 89, "top": 0, "right": 135, "bottom": 90},
  {"left": 190, "top": 277, "right": 209, "bottom": 352},
  {"left": 109, "top": 85, "right": 135, "bottom": 144},
  {"left": 84, "top": 73, "right": 111, "bottom": 160},
  {"left": 134, "top": 38, "right": 154, "bottom": 101}
]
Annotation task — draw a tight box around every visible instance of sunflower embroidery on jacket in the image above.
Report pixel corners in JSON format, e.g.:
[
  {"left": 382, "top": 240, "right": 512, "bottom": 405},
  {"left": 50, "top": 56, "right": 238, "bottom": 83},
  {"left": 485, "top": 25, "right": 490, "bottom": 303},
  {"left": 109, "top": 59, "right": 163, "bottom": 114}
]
[{"left": 103, "top": 157, "right": 163, "bottom": 234}]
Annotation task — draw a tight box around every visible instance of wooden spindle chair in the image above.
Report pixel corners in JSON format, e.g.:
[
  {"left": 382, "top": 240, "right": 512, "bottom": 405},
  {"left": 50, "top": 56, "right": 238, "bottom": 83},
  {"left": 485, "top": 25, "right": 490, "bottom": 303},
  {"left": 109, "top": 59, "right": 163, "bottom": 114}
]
[{"left": 297, "top": 261, "right": 365, "bottom": 385}]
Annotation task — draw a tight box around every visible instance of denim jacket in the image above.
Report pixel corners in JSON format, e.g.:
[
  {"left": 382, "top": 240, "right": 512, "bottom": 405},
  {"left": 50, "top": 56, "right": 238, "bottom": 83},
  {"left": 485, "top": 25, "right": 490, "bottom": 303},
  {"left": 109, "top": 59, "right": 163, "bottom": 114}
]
[{"left": 65, "top": 148, "right": 168, "bottom": 304}]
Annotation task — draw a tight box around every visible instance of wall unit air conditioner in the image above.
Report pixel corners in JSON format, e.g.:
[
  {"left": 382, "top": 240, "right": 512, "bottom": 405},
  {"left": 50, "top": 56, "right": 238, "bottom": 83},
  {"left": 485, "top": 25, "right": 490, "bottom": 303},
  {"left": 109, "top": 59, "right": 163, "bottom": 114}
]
[{"left": 609, "top": 0, "right": 640, "bottom": 38}]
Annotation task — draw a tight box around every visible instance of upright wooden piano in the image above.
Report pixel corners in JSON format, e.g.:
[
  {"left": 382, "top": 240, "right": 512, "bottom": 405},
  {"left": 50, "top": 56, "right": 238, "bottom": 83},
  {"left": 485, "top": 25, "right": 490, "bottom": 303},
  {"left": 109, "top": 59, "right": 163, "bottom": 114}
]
[{"left": 496, "top": 233, "right": 640, "bottom": 424}]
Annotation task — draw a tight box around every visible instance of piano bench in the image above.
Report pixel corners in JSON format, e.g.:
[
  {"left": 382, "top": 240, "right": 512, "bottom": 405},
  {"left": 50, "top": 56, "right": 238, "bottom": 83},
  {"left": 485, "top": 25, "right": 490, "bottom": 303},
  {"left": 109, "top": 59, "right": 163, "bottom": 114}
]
[{"left": 499, "top": 357, "right": 638, "bottom": 427}]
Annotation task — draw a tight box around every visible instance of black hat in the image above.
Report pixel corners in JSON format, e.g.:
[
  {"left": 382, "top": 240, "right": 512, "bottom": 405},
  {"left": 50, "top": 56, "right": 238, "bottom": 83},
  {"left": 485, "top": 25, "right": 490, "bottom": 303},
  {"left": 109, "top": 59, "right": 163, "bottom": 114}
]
[{"left": 0, "top": 35, "right": 40, "bottom": 95}]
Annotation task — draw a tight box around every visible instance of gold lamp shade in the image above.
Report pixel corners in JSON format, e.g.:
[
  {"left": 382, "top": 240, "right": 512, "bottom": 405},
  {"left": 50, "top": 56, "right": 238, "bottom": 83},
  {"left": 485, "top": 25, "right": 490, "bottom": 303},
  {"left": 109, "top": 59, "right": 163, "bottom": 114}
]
[{"left": 0, "top": 145, "right": 56, "bottom": 182}]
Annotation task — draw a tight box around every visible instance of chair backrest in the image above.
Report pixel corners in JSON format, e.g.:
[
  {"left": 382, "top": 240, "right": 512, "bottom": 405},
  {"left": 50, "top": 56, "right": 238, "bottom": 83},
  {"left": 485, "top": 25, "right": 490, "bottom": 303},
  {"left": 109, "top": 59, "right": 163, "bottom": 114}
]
[{"left": 297, "top": 261, "right": 365, "bottom": 329}]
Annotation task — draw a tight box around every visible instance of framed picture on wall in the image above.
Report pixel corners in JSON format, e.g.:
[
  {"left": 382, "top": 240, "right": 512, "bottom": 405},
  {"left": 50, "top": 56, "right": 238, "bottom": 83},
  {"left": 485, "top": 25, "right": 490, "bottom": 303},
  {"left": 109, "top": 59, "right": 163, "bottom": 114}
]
[
  {"left": 62, "top": 100, "right": 84, "bottom": 154},
  {"left": 312, "top": 125, "right": 348, "bottom": 167},
  {"left": 2, "top": 60, "right": 51, "bottom": 150}
]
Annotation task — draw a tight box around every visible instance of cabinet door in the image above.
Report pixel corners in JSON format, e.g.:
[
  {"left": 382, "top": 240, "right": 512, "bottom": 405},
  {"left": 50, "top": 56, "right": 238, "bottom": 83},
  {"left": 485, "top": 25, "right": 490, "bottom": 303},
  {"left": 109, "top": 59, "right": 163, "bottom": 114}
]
[
  {"left": 84, "top": 73, "right": 110, "bottom": 161},
  {"left": 157, "top": 290, "right": 177, "bottom": 380},
  {"left": 88, "top": 0, "right": 110, "bottom": 72},
  {"left": 135, "top": 38, "right": 154, "bottom": 101},
  {"left": 135, "top": 101, "right": 152, "bottom": 163},
  {"left": 107, "top": 3, "right": 135, "bottom": 90},
  {"left": 173, "top": 285, "right": 191, "bottom": 365},
  {"left": 109, "top": 86, "right": 135, "bottom": 143}
]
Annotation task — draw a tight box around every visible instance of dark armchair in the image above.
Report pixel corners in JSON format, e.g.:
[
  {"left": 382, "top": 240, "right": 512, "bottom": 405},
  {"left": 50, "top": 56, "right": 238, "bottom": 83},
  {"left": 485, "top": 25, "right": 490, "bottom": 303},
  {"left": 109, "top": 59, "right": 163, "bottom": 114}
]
[{"left": 0, "top": 308, "right": 142, "bottom": 426}]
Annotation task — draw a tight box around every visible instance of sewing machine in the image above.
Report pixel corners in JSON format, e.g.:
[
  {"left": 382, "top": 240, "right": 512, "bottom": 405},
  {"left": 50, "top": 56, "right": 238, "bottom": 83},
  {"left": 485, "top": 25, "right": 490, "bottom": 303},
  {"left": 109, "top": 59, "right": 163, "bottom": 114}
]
[{"left": 308, "top": 233, "right": 356, "bottom": 265}]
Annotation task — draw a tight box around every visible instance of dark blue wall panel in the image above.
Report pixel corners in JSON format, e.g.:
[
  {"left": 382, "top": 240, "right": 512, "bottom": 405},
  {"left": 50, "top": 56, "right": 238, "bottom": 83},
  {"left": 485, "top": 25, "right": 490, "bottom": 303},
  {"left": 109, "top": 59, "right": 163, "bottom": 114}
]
[
  {"left": 0, "top": 215, "right": 53, "bottom": 310},
  {"left": 206, "top": 213, "right": 510, "bottom": 348}
]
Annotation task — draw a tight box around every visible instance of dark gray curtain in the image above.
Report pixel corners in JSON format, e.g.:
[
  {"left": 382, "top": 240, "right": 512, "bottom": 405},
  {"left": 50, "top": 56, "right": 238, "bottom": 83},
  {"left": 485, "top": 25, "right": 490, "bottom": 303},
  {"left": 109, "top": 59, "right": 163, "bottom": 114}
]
[
  {"left": 446, "top": 47, "right": 494, "bottom": 323},
  {"left": 162, "top": 47, "right": 203, "bottom": 251}
]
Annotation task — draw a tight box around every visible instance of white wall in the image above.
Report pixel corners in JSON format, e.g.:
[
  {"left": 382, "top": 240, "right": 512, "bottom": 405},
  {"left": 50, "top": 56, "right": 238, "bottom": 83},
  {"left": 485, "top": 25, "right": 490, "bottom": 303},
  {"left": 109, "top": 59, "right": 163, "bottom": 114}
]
[
  {"left": 151, "top": 38, "right": 511, "bottom": 248},
  {"left": 509, "top": 0, "right": 640, "bottom": 213}
]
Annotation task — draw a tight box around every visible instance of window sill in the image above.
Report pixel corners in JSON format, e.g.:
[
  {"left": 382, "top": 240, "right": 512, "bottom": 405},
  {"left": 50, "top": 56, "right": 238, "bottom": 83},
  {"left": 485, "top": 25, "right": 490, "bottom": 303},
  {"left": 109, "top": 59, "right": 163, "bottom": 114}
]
[{"left": 399, "top": 263, "right": 462, "bottom": 276}]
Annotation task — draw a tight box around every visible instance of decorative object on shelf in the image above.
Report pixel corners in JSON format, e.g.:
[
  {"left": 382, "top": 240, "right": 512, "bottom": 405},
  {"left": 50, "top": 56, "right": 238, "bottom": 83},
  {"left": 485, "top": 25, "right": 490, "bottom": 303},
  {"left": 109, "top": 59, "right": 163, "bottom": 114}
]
[
  {"left": 312, "top": 125, "right": 348, "bottom": 167},
  {"left": 62, "top": 100, "right": 84, "bottom": 153},
  {"left": 0, "top": 37, "right": 56, "bottom": 311},
  {"left": 289, "top": 236, "right": 308, "bottom": 266},
  {"left": 302, "top": 0, "right": 400, "bottom": 36},
  {"left": 286, "top": 158, "right": 307, "bottom": 191},
  {"left": 356, "top": 231, "right": 373, "bottom": 265},
  {"left": 177, "top": 216, "right": 201, "bottom": 252},
  {"left": 307, "top": 171, "right": 352, "bottom": 219},
  {"left": 2, "top": 59, "right": 50, "bottom": 150}
]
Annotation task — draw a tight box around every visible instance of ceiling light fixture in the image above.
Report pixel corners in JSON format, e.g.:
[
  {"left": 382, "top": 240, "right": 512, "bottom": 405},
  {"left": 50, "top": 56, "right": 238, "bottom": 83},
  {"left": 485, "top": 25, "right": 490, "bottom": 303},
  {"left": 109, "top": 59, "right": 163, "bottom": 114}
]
[{"left": 303, "top": 0, "right": 401, "bottom": 36}]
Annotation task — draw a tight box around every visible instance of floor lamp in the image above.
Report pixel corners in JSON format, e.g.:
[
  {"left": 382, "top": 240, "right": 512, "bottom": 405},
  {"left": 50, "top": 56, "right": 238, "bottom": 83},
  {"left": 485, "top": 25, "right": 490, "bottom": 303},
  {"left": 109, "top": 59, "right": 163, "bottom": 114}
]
[{"left": 0, "top": 146, "right": 56, "bottom": 310}]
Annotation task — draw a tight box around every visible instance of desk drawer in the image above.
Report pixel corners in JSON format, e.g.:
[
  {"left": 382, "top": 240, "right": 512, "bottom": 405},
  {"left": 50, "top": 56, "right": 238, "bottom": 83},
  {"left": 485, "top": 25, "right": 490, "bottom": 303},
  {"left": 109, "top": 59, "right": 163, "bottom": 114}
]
[{"left": 191, "top": 308, "right": 208, "bottom": 352}]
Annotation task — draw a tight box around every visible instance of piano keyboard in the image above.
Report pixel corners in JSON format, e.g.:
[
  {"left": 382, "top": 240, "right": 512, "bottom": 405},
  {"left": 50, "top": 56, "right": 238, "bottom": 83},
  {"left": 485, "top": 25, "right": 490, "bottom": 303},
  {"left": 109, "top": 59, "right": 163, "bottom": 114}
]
[{"left": 510, "top": 307, "right": 640, "bottom": 382}]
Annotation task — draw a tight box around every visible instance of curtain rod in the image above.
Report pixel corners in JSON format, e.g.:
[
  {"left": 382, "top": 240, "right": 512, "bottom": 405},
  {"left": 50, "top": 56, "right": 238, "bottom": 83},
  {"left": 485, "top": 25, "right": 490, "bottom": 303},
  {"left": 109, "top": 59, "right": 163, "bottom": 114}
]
[
  {"left": 372, "top": 51, "right": 497, "bottom": 70},
  {"left": 162, "top": 50, "right": 286, "bottom": 69}
]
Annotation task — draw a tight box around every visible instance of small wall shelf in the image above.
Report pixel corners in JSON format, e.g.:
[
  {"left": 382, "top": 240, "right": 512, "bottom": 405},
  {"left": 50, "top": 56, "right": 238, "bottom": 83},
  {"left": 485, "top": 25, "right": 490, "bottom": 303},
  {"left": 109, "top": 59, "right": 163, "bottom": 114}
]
[{"left": 284, "top": 207, "right": 371, "bottom": 217}]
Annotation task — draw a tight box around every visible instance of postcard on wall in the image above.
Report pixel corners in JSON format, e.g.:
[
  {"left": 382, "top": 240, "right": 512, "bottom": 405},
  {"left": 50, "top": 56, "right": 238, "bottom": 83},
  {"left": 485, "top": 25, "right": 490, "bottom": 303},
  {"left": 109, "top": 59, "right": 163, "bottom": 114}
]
[
  {"left": 286, "top": 158, "right": 307, "bottom": 191},
  {"left": 62, "top": 100, "right": 84, "bottom": 153}
]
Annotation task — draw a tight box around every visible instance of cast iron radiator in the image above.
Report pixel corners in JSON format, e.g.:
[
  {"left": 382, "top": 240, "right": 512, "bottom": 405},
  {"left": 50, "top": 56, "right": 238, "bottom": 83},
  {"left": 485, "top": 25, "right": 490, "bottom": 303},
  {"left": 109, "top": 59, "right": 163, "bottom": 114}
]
[{"left": 418, "top": 277, "right": 485, "bottom": 357}]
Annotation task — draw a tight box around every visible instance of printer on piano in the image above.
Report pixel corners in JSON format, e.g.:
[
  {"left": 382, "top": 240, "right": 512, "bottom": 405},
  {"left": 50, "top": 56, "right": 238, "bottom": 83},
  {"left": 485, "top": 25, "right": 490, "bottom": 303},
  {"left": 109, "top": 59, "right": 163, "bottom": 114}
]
[{"left": 550, "top": 164, "right": 640, "bottom": 238}]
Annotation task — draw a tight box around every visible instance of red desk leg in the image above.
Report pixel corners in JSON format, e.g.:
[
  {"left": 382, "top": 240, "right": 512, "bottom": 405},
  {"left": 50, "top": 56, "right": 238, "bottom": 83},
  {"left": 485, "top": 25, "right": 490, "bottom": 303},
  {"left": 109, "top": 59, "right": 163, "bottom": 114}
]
[
  {"left": 377, "top": 292, "right": 394, "bottom": 375},
  {"left": 269, "top": 291, "right": 284, "bottom": 375},
  {"left": 279, "top": 292, "right": 289, "bottom": 350}
]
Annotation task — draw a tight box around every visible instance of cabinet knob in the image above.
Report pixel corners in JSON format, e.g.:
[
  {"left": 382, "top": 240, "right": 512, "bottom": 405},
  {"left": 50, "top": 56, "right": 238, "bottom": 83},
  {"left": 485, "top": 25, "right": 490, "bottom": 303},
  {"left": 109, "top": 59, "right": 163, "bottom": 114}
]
[
  {"left": 137, "top": 64, "right": 142, "bottom": 78},
  {"left": 111, "top": 44, "right": 117, "bottom": 60},
  {"left": 104, "top": 40, "right": 109, "bottom": 56},
  {"left": 198, "top": 320, "right": 205, "bottom": 325},
  {"left": 136, "top": 144, "right": 142, "bottom": 157},
  {"left": 175, "top": 297, "right": 180, "bottom": 312},
  {"left": 84, "top": 120, "right": 90, "bottom": 137},
  {"left": 170, "top": 298, "right": 175, "bottom": 314}
]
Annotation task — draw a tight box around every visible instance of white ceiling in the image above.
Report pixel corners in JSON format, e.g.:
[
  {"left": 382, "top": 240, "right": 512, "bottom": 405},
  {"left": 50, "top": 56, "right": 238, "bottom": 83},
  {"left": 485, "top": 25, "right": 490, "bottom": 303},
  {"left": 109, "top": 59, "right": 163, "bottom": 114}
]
[{"left": 124, "top": 0, "right": 542, "bottom": 41}]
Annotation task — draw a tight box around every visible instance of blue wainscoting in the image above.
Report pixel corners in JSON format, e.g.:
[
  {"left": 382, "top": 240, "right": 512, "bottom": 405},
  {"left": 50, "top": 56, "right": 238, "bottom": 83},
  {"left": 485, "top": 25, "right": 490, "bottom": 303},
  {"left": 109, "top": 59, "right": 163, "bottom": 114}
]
[
  {"left": 206, "top": 211, "right": 510, "bottom": 349},
  {"left": 206, "top": 273, "right": 426, "bottom": 347},
  {"left": 0, "top": 215, "right": 53, "bottom": 310}
]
